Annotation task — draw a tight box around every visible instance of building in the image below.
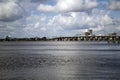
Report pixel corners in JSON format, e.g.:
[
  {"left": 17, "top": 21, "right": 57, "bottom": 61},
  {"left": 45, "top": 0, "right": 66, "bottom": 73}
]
[
  {"left": 5, "top": 35, "right": 12, "bottom": 41},
  {"left": 82, "top": 32, "right": 90, "bottom": 36},
  {"left": 108, "top": 32, "right": 117, "bottom": 36},
  {"left": 87, "top": 29, "right": 93, "bottom": 35},
  {"left": 82, "top": 29, "right": 93, "bottom": 36}
]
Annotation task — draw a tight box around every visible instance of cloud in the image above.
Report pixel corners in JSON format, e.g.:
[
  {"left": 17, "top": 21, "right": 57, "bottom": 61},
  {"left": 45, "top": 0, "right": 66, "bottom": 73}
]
[
  {"left": 23, "top": 9, "right": 114, "bottom": 37},
  {"left": 0, "top": 1, "right": 24, "bottom": 22},
  {"left": 0, "top": 0, "right": 120, "bottom": 38},
  {"left": 48, "top": 11, "right": 120, "bottom": 36},
  {"left": 109, "top": 1, "right": 120, "bottom": 10},
  {"left": 24, "top": 14, "right": 47, "bottom": 36},
  {"left": 0, "top": 0, "right": 46, "bottom": 2},
  {"left": 30, "top": 0, "right": 48, "bottom": 3},
  {"left": 37, "top": 0, "right": 98, "bottom": 12},
  {"left": 0, "top": 0, "right": 17, "bottom": 2},
  {"left": 48, "top": 10, "right": 113, "bottom": 31}
]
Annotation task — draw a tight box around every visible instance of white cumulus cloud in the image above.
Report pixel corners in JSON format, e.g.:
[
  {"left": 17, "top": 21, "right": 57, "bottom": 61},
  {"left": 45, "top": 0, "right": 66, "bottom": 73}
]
[
  {"left": 37, "top": 0, "right": 98, "bottom": 12},
  {"left": 48, "top": 11, "right": 113, "bottom": 31},
  {"left": 23, "top": 9, "right": 115, "bottom": 37}
]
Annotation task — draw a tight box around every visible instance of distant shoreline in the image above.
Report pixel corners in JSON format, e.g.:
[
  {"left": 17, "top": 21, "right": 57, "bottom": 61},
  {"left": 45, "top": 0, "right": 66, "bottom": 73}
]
[{"left": 0, "top": 36, "right": 120, "bottom": 43}]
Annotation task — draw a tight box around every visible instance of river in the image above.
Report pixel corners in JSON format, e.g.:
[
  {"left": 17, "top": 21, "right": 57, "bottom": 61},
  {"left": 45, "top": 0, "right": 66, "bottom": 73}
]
[{"left": 0, "top": 41, "right": 120, "bottom": 80}]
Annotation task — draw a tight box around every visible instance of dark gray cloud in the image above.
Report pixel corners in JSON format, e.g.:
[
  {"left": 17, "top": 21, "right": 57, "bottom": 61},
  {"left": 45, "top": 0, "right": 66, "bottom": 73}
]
[
  {"left": 0, "top": 14, "right": 23, "bottom": 22},
  {"left": 0, "top": 0, "right": 17, "bottom": 2},
  {"left": 109, "top": 1, "right": 120, "bottom": 10}
]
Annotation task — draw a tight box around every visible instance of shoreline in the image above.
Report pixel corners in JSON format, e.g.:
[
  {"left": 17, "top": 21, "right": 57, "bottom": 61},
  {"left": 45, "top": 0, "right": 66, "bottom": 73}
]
[{"left": 0, "top": 36, "right": 120, "bottom": 43}]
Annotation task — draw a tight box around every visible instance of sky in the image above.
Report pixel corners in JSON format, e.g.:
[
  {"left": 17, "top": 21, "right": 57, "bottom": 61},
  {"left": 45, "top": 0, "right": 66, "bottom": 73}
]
[{"left": 0, "top": 0, "right": 120, "bottom": 38}]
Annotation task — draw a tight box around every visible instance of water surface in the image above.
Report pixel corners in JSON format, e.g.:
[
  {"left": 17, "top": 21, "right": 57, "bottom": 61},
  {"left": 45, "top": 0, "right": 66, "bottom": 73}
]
[{"left": 0, "top": 41, "right": 120, "bottom": 80}]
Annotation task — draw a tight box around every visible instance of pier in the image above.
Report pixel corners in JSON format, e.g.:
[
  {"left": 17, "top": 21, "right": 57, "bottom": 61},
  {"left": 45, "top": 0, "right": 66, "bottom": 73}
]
[
  {"left": 52, "top": 36, "right": 120, "bottom": 43},
  {"left": 51, "top": 30, "right": 120, "bottom": 43}
]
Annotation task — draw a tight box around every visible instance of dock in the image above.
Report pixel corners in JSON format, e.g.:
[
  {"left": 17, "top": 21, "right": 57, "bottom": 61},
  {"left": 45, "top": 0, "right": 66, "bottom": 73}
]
[{"left": 52, "top": 36, "right": 120, "bottom": 43}]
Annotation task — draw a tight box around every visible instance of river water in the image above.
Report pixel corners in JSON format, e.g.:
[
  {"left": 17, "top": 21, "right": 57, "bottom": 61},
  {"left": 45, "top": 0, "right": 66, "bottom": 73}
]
[{"left": 0, "top": 41, "right": 120, "bottom": 80}]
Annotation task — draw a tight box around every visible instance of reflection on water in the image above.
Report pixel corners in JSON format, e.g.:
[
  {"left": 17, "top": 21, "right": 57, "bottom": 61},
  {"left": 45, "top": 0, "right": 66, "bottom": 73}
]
[{"left": 0, "top": 41, "right": 120, "bottom": 80}]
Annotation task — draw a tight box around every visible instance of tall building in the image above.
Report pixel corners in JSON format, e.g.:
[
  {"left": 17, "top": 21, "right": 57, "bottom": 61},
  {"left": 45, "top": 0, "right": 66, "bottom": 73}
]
[
  {"left": 82, "top": 29, "right": 93, "bottom": 36},
  {"left": 87, "top": 29, "right": 93, "bottom": 35},
  {"left": 82, "top": 32, "right": 90, "bottom": 36}
]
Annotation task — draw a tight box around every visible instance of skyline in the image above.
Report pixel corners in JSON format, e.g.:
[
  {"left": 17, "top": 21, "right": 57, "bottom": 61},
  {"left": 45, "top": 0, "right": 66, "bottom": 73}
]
[{"left": 0, "top": 0, "right": 120, "bottom": 38}]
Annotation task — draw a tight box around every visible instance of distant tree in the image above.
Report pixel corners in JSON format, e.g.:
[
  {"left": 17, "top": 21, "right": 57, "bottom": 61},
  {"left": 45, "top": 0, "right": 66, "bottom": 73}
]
[
  {"left": 5, "top": 36, "right": 11, "bottom": 41},
  {"left": 41, "top": 37, "right": 47, "bottom": 41}
]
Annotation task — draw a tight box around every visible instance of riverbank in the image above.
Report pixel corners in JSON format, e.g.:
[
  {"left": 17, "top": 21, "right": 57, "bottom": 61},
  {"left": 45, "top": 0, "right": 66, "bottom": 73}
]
[{"left": 0, "top": 36, "right": 120, "bottom": 44}]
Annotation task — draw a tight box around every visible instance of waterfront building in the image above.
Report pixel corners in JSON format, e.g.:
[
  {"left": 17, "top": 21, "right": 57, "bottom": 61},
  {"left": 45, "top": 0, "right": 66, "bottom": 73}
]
[
  {"left": 82, "top": 29, "right": 93, "bottom": 36},
  {"left": 5, "top": 35, "right": 12, "bottom": 41},
  {"left": 108, "top": 32, "right": 117, "bottom": 36},
  {"left": 82, "top": 32, "right": 90, "bottom": 36},
  {"left": 88, "top": 29, "right": 93, "bottom": 35}
]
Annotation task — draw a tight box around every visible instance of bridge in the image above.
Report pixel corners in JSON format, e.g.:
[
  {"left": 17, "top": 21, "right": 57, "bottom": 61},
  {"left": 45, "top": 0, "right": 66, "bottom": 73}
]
[{"left": 52, "top": 36, "right": 120, "bottom": 43}]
